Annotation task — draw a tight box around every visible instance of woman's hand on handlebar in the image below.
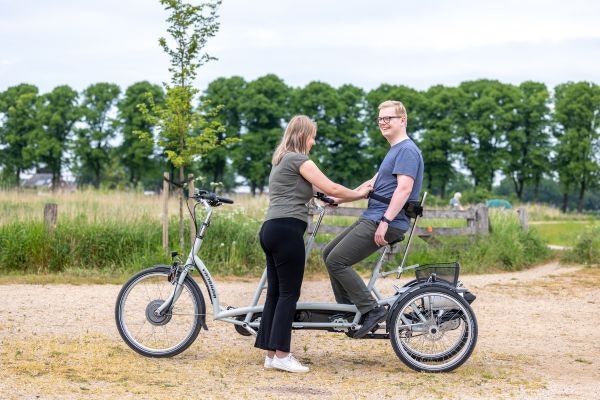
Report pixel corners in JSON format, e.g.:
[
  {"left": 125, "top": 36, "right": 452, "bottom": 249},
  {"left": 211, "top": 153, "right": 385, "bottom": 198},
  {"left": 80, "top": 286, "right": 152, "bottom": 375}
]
[{"left": 314, "top": 192, "right": 338, "bottom": 207}]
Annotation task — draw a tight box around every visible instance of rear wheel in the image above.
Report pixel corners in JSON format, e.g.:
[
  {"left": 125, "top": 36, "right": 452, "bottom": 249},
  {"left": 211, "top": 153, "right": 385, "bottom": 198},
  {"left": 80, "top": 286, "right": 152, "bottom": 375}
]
[
  {"left": 115, "top": 265, "right": 205, "bottom": 357},
  {"left": 389, "top": 286, "right": 477, "bottom": 372}
]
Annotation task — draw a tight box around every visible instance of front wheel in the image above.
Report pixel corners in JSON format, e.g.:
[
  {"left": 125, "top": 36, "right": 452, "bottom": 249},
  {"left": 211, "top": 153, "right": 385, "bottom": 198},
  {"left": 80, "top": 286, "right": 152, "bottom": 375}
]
[
  {"left": 115, "top": 265, "right": 205, "bottom": 357},
  {"left": 389, "top": 285, "right": 477, "bottom": 372}
]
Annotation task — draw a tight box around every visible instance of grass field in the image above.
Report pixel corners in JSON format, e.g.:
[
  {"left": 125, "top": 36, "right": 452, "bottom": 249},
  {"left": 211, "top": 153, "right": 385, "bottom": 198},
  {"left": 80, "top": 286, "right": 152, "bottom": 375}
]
[{"left": 530, "top": 220, "right": 600, "bottom": 246}]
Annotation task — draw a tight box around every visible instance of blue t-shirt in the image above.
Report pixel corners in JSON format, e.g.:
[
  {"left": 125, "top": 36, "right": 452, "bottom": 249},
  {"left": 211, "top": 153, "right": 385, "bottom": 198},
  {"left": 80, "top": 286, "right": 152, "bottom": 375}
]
[{"left": 362, "top": 138, "right": 424, "bottom": 231}]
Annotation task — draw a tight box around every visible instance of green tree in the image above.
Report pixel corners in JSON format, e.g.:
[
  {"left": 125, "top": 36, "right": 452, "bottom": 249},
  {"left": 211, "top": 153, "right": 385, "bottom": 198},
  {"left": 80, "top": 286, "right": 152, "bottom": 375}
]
[
  {"left": 138, "top": 0, "right": 225, "bottom": 251},
  {"left": 553, "top": 81, "right": 600, "bottom": 212},
  {"left": 334, "top": 84, "right": 370, "bottom": 186},
  {"left": 457, "top": 80, "right": 520, "bottom": 190},
  {"left": 73, "top": 82, "right": 121, "bottom": 188},
  {"left": 35, "top": 85, "right": 81, "bottom": 190},
  {"left": 502, "top": 82, "right": 551, "bottom": 201},
  {"left": 420, "top": 85, "right": 466, "bottom": 197},
  {"left": 118, "top": 81, "right": 165, "bottom": 187},
  {"left": 0, "top": 84, "right": 39, "bottom": 186},
  {"left": 198, "top": 76, "right": 246, "bottom": 190},
  {"left": 231, "top": 74, "right": 290, "bottom": 195},
  {"left": 292, "top": 81, "right": 369, "bottom": 187}
]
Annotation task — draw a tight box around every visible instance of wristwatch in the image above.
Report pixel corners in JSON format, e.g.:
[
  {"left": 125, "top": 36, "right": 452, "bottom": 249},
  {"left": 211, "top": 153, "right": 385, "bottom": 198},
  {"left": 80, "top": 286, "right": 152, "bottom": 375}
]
[{"left": 380, "top": 216, "right": 392, "bottom": 224}]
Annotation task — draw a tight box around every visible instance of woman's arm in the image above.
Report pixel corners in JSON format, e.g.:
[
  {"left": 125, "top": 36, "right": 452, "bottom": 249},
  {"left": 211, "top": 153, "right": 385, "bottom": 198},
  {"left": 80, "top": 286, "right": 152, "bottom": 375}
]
[{"left": 299, "top": 160, "right": 371, "bottom": 202}]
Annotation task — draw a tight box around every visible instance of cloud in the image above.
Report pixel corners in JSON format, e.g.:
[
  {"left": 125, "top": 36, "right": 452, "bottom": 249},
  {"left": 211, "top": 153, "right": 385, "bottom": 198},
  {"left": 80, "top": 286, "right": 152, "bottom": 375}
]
[{"left": 1, "top": 0, "right": 599, "bottom": 93}]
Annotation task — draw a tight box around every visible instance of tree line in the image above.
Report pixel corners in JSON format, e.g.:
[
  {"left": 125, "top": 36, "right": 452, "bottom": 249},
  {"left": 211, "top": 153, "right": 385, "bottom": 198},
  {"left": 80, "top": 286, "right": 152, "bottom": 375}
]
[{"left": 0, "top": 76, "right": 598, "bottom": 212}]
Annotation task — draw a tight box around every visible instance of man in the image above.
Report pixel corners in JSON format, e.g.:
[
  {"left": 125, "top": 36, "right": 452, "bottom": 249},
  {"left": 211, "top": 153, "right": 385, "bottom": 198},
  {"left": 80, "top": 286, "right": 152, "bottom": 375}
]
[{"left": 322, "top": 100, "right": 424, "bottom": 339}]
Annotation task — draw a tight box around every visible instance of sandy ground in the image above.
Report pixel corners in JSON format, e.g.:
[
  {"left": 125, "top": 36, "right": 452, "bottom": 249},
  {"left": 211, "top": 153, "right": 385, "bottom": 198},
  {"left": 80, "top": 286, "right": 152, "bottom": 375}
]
[{"left": 1, "top": 261, "right": 599, "bottom": 399}]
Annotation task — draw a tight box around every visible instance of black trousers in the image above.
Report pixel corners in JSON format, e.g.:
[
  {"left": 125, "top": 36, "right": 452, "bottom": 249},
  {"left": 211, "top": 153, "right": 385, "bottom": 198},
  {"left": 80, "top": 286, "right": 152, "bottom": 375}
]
[{"left": 254, "top": 217, "right": 307, "bottom": 353}]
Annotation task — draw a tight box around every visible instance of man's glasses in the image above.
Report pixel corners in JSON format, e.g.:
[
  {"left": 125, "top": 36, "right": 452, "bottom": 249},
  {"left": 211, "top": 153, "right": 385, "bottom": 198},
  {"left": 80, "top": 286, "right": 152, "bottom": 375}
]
[{"left": 377, "top": 116, "right": 402, "bottom": 124}]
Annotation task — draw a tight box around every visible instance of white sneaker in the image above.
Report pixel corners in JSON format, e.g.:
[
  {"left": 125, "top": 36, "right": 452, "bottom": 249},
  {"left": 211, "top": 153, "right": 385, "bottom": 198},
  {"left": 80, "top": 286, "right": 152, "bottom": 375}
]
[
  {"left": 271, "top": 354, "right": 309, "bottom": 373},
  {"left": 264, "top": 356, "right": 273, "bottom": 369}
]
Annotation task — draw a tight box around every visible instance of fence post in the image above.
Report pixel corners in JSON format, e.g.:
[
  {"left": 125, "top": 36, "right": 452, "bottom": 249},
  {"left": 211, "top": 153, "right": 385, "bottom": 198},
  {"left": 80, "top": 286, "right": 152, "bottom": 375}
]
[
  {"left": 518, "top": 208, "right": 529, "bottom": 231},
  {"left": 474, "top": 204, "right": 490, "bottom": 235},
  {"left": 43, "top": 203, "right": 58, "bottom": 234},
  {"left": 188, "top": 173, "right": 196, "bottom": 246},
  {"left": 162, "top": 172, "right": 170, "bottom": 256}
]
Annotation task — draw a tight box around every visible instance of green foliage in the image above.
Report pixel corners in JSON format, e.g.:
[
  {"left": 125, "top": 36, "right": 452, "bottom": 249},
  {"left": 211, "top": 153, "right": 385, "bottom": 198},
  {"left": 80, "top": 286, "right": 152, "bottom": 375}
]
[
  {"left": 532, "top": 221, "right": 598, "bottom": 246},
  {"left": 420, "top": 85, "right": 465, "bottom": 197},
  {"left": 159, "top": 0, "right": 221, "bottom": 87},
  {"left": 197, "top": 76, "right": 247, "bottom": 189},
  {"left": 553, "top": 81, "right": 600, "bottom": 212},
  {"left": 502, "top": 82, "right": 551, "bottom": 201},
  {"left": 137, "top": 0, "right": 226, "bottom": 252},
  {"left": 230, "top": 74, "right": 291, "bottom": 194},
  {"left": 562, "top": 226, "right": 600, "bottom": 265},
  {"left": 139, "top": 85, "right": 225, "bottom": 170},
  {"left": 1, "top": 75, "right": 599, "bottom": 211},
  {"left": 457, "top": 80, "right": 521, "bottom": 190},
  {"left": 35, "top": 85, "right": 81, "bottom": 190},
  {"left": 143, "top": 0, "right": 225, "bottom": 172},
  {"left": 117, "top": 81, "right": 165, "bottom": 187},
  {"left": 0, "top": 84, "right": 39, "bottom": 185},
  {"left": 73, "top": 83, "right": 121, "bottom": 188},
  {"left": 0, "top": 211, "right": 263, "bottom": 275},
  {"left": 293, "top": 81, "right": 370, "bottom": 187},
  {"left": 0, "top": 218, "right": 161, "bottom": 273},
  {"left": 400, "top": 210, "right": 551, "bottom": 274}
]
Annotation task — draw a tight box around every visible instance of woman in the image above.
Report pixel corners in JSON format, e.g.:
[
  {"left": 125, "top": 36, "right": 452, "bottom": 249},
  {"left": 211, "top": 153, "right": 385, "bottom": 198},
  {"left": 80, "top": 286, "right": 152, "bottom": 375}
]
[{"left": 256, "top": 115, "right": 372, "bottom": 373}]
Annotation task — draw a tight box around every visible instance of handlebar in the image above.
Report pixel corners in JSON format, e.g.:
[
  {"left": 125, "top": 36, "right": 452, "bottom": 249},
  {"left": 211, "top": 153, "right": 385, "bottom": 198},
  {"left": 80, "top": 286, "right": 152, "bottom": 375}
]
[
  {"left": 192, "top": 190, "right": 234, "bottom": 206},
  {"left": 314, "top": 192, "right": 338, "bottom": 206}
]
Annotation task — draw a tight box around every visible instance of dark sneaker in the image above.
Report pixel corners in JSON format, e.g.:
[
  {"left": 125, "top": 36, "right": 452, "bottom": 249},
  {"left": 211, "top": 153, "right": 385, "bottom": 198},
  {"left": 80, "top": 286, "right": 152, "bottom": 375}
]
[{"left": 353, "top": 306, "right": 387, "bottom": 338}]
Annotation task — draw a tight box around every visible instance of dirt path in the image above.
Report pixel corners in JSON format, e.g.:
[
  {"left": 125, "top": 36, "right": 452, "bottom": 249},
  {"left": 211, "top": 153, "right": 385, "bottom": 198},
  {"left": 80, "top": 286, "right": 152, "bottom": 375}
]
[{"left": 1, "top": 262, "right": 599, "bottom": 399}]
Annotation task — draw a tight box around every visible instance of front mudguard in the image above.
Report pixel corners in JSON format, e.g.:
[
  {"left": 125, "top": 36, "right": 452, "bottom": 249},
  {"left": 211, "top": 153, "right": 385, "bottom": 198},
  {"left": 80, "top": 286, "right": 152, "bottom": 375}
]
[{"left": 158, "top": 263, "right": 209, "bottom": 331}]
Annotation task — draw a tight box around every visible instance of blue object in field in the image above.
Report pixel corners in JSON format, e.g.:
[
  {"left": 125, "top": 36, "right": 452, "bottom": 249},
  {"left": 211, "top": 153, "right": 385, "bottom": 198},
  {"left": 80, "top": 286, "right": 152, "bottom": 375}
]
[{"left": 485, "top": 199, "right": 512, "bottom": 209}]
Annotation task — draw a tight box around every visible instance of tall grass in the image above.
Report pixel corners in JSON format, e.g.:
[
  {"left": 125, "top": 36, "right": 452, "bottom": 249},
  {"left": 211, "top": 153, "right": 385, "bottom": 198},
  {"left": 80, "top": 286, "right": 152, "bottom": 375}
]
[
  {"left": 394, "top": 209, "right": 551, "bottom": 274},
  {"left": 524, "top": 203, "right": 594, "bottom": 221},
  {"left": 562, "top": 226, "right": 600, "bottom": 265},
  {"left": 0, "top": 190, "right": 552, "bottom": 277}
]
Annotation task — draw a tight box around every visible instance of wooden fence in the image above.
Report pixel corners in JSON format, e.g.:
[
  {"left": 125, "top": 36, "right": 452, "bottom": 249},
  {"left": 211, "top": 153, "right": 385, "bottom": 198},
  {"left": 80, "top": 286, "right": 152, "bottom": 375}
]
[{"left": 308, "top": 204, "right": 497, "bottom": 254}]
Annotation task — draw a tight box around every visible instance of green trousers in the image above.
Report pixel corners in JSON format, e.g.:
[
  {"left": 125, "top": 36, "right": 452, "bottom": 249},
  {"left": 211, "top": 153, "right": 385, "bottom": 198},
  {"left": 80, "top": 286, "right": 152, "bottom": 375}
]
[{"left": 322, "top": 218, "right": 405, "bottom": 314}]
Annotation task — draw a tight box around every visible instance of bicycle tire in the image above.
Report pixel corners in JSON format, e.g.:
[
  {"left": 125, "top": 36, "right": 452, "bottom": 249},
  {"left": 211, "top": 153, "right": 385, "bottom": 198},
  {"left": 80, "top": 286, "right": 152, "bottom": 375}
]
[
  {"left": 115, "top": 265, "right": 205, "bottom": 357},
  {"left": 389, "top": 286, "right": 477, "bottom": 372}
]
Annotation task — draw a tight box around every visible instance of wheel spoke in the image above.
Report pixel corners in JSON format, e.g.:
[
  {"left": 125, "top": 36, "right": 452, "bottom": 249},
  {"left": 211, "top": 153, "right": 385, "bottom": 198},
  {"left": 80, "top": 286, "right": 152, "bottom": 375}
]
[
  {"left": 116, "top": 267, "right": 204, "bottom": 357},
  {"left": 390, "top": 287, "right": 477, "bottom": 372}
]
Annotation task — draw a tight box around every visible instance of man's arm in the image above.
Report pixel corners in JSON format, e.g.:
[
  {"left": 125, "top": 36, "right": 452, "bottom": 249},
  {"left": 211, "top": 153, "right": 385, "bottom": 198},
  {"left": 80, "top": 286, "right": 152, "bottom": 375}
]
[{"left": 373, "top": 174, "right": 414, "bottom": 246}]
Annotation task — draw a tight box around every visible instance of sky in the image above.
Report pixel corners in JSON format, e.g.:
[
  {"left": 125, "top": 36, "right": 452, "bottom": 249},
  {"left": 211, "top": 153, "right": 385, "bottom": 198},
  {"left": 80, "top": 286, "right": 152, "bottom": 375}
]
[{"left": 1, "top": 0, "right": 599, "bottom": 95}]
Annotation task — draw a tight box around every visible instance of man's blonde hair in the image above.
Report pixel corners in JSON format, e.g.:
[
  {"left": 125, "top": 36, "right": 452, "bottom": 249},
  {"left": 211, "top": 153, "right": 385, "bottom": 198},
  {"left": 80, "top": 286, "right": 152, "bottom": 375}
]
[
  {"left": 378, "top": 100, "right": 408, "bottom": 120},
  {"left": 272, "top": 115, "right": 317, "bottom": 165}
]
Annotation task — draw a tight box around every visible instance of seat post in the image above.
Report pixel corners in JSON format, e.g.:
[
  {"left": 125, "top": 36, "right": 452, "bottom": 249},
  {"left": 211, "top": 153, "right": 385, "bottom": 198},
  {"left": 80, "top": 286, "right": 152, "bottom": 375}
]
[{"left": 399, "top": 192, "right": 428, "bottom": 270}]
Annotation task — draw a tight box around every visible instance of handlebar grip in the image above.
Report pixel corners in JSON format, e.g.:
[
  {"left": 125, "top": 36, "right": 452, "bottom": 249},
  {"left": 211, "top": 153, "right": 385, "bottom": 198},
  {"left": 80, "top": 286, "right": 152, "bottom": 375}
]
[
  {"left": 218, "top": 197, "right": 234, "bottom": 204},
  {"left": 314, "top": 192, "right": 337, "bottom": 206}
]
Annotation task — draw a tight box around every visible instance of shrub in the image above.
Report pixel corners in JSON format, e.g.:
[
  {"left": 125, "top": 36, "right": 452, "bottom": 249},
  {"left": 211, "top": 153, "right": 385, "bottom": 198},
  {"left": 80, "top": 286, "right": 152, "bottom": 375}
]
[
  {"left": 562, "top": 226, "right": 600, "bottom": 265},
  {"left": 397, "top": 209, "right": 551, "bottom": 274}
]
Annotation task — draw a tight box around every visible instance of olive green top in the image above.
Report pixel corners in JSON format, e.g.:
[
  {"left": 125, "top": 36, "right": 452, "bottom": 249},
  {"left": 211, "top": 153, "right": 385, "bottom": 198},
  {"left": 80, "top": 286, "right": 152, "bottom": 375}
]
[{"left": 265, "top": 152, "right": 313, "bottom": 223}]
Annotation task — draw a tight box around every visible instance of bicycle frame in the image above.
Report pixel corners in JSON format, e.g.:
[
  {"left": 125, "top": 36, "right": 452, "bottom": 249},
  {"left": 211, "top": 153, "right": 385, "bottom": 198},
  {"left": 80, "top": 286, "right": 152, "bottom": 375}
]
[
  {"left": 159, "top": 192, "right": 430, "bottom": 336},
  {"left": 117, "top": 190, "right": 478, "bottom": 371}
]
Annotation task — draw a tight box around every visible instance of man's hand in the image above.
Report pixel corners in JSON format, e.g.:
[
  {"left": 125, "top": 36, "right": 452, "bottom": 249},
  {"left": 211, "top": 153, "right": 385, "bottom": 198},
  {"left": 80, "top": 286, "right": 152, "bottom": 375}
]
[{"left": 374, "top": 221, "right": 389, "bottom": 246}]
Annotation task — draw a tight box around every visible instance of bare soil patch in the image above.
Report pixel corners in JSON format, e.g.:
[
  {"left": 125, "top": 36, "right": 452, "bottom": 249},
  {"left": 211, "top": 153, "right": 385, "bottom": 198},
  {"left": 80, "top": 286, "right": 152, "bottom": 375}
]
[{"left": 1, "top": 262, "right": 599, "bottom": 399}]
